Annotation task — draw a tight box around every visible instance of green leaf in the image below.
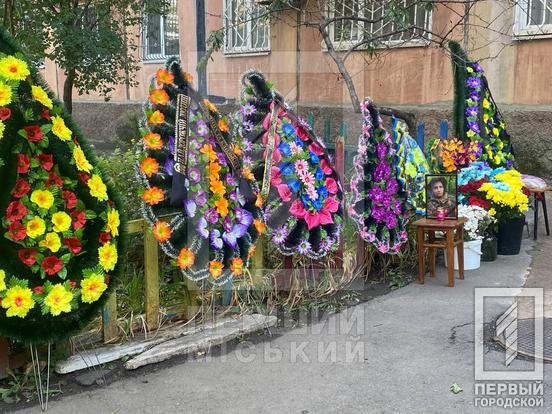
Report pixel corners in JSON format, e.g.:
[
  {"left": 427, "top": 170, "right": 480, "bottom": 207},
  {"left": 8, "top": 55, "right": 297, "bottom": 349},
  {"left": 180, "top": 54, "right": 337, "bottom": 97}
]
[{"left": 450, "top": 383, "right": 463, "bottom": 394}]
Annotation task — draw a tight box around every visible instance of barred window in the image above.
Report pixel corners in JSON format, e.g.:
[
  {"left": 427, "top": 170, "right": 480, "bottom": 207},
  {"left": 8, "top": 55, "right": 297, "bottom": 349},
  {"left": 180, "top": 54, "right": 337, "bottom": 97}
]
[
  {"left": 223, "top": 0, "right": 271, "bottom": 54},
  {"left": 515, "top": 0, "right": 552, "bottom": 36},
  {"left": 329, "top": 0, "right": 431, "bottom": 50},
  {"left": 143, "top": 0, "right": 179, "bottom": 61}
]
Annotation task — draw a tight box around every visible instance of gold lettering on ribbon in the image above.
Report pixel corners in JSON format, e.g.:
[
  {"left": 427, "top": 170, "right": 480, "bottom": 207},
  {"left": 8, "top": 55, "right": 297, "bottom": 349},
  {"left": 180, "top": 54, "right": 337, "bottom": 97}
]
[{"left": 174, "top": 94, "right": 191, "bottom": 174}]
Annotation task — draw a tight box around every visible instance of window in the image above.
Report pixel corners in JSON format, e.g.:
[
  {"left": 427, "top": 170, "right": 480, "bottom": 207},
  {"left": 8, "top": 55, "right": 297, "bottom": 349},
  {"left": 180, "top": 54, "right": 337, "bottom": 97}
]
[
  {"left": 328, "top": 0, "right": 431, "bottom": 50},
  {"left": 223, "top": 0, "right": 271, "bottom": 54},
  {"left": 515, "top": 0, "right": 552, "bottom": 36},
  {"left": 142, "top": 0, "right": 179, "bottom": 61}
]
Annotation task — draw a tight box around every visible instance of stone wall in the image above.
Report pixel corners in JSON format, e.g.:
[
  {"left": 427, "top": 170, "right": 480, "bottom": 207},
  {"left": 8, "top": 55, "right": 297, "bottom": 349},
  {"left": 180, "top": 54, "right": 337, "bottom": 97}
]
[{"left": 72, "top": 101, "right": 552, "bottom": 183}]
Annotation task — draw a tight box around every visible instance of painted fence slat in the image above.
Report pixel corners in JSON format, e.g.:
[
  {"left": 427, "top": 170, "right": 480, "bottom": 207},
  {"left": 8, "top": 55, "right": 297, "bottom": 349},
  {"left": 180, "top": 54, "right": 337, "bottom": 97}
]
[
  {"left": 416, "top": 122, "right": 425, "bottom": 150},
  {"left": 143, "top": 227, "right": 160, "bottom": 330},
  {"left": 102, "top": 293, "right": 118, "bottom": 344},
  {"left": 440, "top": 120, "right": 449, "bottom": 139}
]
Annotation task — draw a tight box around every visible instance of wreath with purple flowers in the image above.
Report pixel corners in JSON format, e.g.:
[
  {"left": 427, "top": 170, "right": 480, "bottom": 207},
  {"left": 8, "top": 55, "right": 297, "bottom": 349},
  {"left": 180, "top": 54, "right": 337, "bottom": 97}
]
[
  {"left": 349, "top": 98, "right": 409, "bottom": 254},
  {"left": 232, "top": 71, "right": 344, "bottom": 258}
]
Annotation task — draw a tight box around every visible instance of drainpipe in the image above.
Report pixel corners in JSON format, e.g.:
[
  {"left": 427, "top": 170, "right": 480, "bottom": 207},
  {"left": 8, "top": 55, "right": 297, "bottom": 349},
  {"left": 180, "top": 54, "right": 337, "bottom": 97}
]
[
  {"left": 196, "top": 0, "right": 207, "bottom": 95},
  {"left": 296, "top": 8, "right": 301, "bottom": 104}
]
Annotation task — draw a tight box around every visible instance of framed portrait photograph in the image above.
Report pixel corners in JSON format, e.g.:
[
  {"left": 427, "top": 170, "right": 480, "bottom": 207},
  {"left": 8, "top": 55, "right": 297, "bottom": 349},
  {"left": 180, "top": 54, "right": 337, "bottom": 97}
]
[{"left": 425, "top": 174, "right": 458, "bottom": 220}]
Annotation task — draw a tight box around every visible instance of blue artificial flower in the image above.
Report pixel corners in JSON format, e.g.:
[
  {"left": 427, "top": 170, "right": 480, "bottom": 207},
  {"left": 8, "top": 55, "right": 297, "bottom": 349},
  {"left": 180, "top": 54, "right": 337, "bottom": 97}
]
[
  {"left": 279, "top": 142, "right": 292, "bottom": 157},
  {"left": 318, "top": 185, "right": 328, "bottom": 199},
  {"left": 280, "top": 162, "right": 294, "bottom": 176},
  {"left": 315, "top": 167, "right": 324, "bottom": 181},
  {"left": 301, "top": 194, "right": 310, "bottom": 207},
  {"left": 294, "top": 137, "right": 304, "bottom": 148},
  {"left": 310, "top": 152, "right": 319, "bottom": 164},
  {"left": 312, "top": 199, "right": 323, "bottom": 211},
  {"left": 282, "top": 123, "right": 297, "bottom": 138},
  {"left": 288, "top": 179, "right": 301, "bottom": 193}
]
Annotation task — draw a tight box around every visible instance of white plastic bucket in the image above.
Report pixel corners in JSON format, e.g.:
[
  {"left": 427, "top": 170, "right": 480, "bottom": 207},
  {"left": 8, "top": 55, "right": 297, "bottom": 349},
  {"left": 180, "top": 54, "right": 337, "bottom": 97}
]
[{"left": 444, "top": 239, "right": 482, "bottom": 271}]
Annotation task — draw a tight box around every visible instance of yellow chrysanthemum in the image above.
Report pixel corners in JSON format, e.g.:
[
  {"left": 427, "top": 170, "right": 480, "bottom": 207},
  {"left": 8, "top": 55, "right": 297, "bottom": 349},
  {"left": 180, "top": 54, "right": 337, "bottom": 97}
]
[
  {"left": 73, "top": 146, "right": 92, "bottom": 173},
  {"left": 44, "top": 284, "right": 73, "bottom": 316},
  {"left": 1, "top": 285, "right": 35, "bottom": 318},
  {"left": 31, "top": 189, "right": 54, "bottom": 209},
  {"left": 80, "top": 273, "right": 107, "bottom": 303},
  {"left": 88, "top": 174, "right": 108, "bottom": 201},
  {"left": 31, "top": 85, "right": 53, "bottom": 109},
  {"left": 489, "top": 208, "right": 496, "bottom": 216},
  {"left": 0, "top": 269, "right": 6, "bottom": 292},
  {"left": 26, "top": 217, "right": 46, "bottom": 238},
  {"left": 0, "top": 81, "right": 12, "bottom": 106},
  {"left": 39, "top": 232, "right": 62, "bottom": 253},
  {"left": 51, "top": 115, "right": 72, "bottom": 141},
  {"left": 482, "top": 99, "right": 490, "bottom": 109},
  {"left": 106, "top": 209, "right": 120, "bottom": 237},
  {"left": 0, "top": 56, "right": 30, "bottom": 81},
  {"left": 52, "top": 211, "right": 72, "bottom": 233},
  {"left": 98, "top": 242, "right": 118, "bottom": 272}
]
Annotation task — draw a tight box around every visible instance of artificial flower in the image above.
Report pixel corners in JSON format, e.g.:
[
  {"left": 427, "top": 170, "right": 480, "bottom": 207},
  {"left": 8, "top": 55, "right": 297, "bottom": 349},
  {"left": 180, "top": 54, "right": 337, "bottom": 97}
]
[
  {"left": 176, "top": 248, "right": 195, "bottom": 269},
  {"left": 147, "top": 110, "right": 165, "bottom": 125},
  {"left": 42, "top": 256, "right": 63, "bottom": 275},
  {"left": 254, "top": 218, "right": 265, "bottom": 234},
  {"left": 106, "top": 209, "right": 120, "bottom": 237},
  {"left": 73, "top": 146, "right": 92, "bottom": 173},
  {"left": 214, "top": 198, "right": 229, "bottom": 217},
  {"left": 210, "top": 179, "right": 226, "bottom": 196},
  {"left": 155, "top": 68, "right": 174, "bottom": 85},
  {"left": 140, "top": 157, "right": 159, "bottom": 177},
  {"left": 203, "top": 99, "right": 217, "bottom": 113},
  {"left": 200, "top": 144, "right": 217, "bottom": 162},
  {"left": 209, "top": 261, "right": 224, "bottom": 279},
  {"left": 88, "top": 174, "right": 108, "bottom": 201},
  {"left": 81, "top": 273, "right": 107, "bottom": 303},
  {"left": 0, "top": 81, "right": 12, "bottom": 106},
  {"left": 44, "top": 284, "right": 73, "bottom": 316},
  {"left": 37, "top": 153, "right": 53, "bottom": 170},
  {"left": 149, "top": 88, "right": 170, "bottom": 106},
  {"left": 51, "top": 115, "right": 72, "bottom": 141},
  {"left": 17, "top": 154, "right": 30, "bottom": 174},
  {"left": 1, "top": 286, "right": 35, "bottom": 318},
  {"left": 6, "top": 201, "right": 27, "bottom": 222},
  {"left": 63, "top": 190, "right": 77, "bottom": 209},
  {"left": 31, "top": 85, "right": 53, "bottom": 109},
  {"left": 71, "top": 210, "right": 87, "bottom": 230},
  {"left": 0, "top": 56, "right": 30, "bottom": 81},
  {"left": 8, "top": 221, "right": 26, "bottom": 241},
  {"left": 31, "top": 189, "right": 55, "bottom": 209},
  {"left": 39, "top": 232, "right": 62, "bottom": 253},
  {"left": 98, "top": 242, "right": 118, "bottom": 272},
  {"left": 218, "top": 118, "right": 229, "bottom": 133},
  {"left": 144, "top": 132, "right": 163, "bottom": 150},
  {"left": 63, "top": 237, "right": 82, "bottom": 254},
  {"left": 26, "top": 217, "right": 46, "bottom": 238},
  {"left": 19, "top": 249, "right": 37, "bottom": 267},
  {"left": 52, "top": 211, "right": 72, "bottom": 233},
  {"left": 0, "top": 106, "right": 10, "bottom": 120},
  {"left": 0, "top": 269, "right": 5, "bottom": 291},
  {"left": 152, "top": 221, "right": 172, "bottom": 242},
  {"left": 230, "top": 257, "right": 244, "bottom": 275},
  {"left": 142, "top": 187, "right": 165, "bottom": 205}
]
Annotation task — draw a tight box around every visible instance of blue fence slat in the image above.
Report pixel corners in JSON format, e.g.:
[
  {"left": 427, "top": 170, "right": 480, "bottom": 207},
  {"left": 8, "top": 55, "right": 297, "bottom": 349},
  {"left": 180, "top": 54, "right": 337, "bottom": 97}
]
[
  {"left": 439, "top": 120, "right": 449, "bottom": 139},
  {"left": 416, "top": 121, "right": 425, "bottom": 149}
]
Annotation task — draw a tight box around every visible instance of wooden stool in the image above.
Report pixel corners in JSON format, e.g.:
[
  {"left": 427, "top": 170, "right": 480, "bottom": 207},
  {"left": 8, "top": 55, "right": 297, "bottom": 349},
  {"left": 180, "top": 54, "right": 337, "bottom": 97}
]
[
  {"left": 527, "top": 187, "right": 550, "bottom": 240},
  {"left": 413, "top": 218, "right": 467, "bottom": 287}
]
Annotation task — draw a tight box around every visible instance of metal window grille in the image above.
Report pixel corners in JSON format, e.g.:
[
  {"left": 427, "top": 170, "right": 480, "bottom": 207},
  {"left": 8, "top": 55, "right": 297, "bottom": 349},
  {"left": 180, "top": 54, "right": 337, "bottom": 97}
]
[
  {"left": 143, "top": 0, "right": 180, "bottom": 61},
  {"left": 223, "top": 0, "right": 271, "bottom": 54},
  {"left": 329, "top": 0, "right": 431, "bottom": 49},
  {"left": 525, "top": 0, "right": 552, "bottom": 27}
]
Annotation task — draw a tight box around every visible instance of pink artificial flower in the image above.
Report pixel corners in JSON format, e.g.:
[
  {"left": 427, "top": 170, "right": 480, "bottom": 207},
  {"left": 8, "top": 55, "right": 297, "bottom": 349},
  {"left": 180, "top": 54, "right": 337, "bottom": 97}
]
[
  {"left": 377, "top": 241, "right": 389, "bottom": 254},
  {"left": 277, "top": 184, "right": 292, "bottom": 202},
  {"left": 301, "top": 172, "right": 315, "bottom": 186},
  {"left": 324, "top": 196, "right": 340, "bottom": 213},
  {"left": 309, "top": 143, "right": 324, "bottom": 156},
  {"left": 271, "top": 166, "right": 282, "bottom": 186},
  {"left": 326, "top": 177, "right": 338, "bottom": 194},
  {"left": 289, "top": 199, "right": 306, "bottom": 219},
  {"left": 320, "top": 159, "right": 333, "bottom": 175},
  {"left": 392, "top": 243, "right": 402, "bottom": 252},
  {"left": 367, "top": 233, "right": 376, "bottom": 243},
  {"left": 289, "top": 142, "right": 303, "bottom": 155},
  {"left": 294, "top": 159, "right": 309, "bottom": 176},
  {"left": 358, "top": 144, "right": 367, "bottom": 155},
  {"left": 359, "top": 227, "right": 370, "bottom": 239}
]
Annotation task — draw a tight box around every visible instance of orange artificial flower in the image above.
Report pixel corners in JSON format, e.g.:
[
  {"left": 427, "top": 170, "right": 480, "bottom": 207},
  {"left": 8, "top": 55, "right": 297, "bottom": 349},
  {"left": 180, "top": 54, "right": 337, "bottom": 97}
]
[
  {"left": 152, "top": 221, "right": 172, "bottom": 242},
  {"left": 218, "top": 118, "right": 229, "bottom": 133},
  {"left": 230, "top": 257, "right": 244, "bottom": 276},
  {"left": 144, "top": 132, "right": 163, "bottom": 150},
  {"left": 208, "top": 162, "right": 221, "bottom": 180},
  {"left": 214, "top": 198, "right": 229, "bottom": 217},
  {"left": 142, "top": 187, "right": 165, "bottom": 205},
  {"left": 248, "top": 245, "right": 256, "bottom": 258},
  {"left": 254, "top": 219, "right": 265, "bottom": 235},
  {"left": 232, "top": 144, "right": 243, "bottom": 156},
  {"left": 149, "top": 89, "right": 170, "bottom": 106},
  {"left": 210, "top": 179, "right": 226, "bottom": 196},
  {"left": 243, "top": 167, "right": 255, "bottom": 181},
  {"left": 177, "top": 248, "right": 195, "bottom": 269},
  {"left": 148, "top": 110, "right": 165, "bottom": 125},
  {"left": 255, "top": 193, "right": 264, "bottom": 208},
  {"left": 156, "top": 69, "right": 174, "bottom": 85},
  {"left": 203, "top": 99, "right": 217, "bottom": 113},
  {"left": 209, "top": 261, "right": 224, "bottom": 279},
  {"left": 140, "top": 157, "right": 159, "bottom": 177},
  {"left": 184, "top": 72, "right": 193, "bottom": 83},
  {"left": 200, "top": 144, "right": 217, "bottom": 162}
]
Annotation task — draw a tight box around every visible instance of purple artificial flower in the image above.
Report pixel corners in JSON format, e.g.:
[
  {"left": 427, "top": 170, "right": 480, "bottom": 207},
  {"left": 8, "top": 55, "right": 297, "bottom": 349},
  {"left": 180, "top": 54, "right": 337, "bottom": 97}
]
[
  {"left": 222, "top": 224, "right": 248, "bottom": 248},
  {"left": 242, "top": 155, "right": 253, "bottom": 168},
  {"left": 319, "top": 237, "right": 334, "bottom": 252},
  {"left": 373, "top": 162, "right": 391, "bottom": 182},
  {"left": 474, "top": 141, "right": 483, "bottom": 157},
  {"left": 506, "top": 159, "right": 514, "bottom": 169},
  {"left": 223, "top": 216, "right": 233, "bottom": 233},
  {"left": 467, "top": 77, "right": 481, "bottom": 89},
  {"left": 465, "top": 106, "right": 478, "bottom": 117},
  {"left": 371, "top": 205, "right": 386, "bottom": 223},
  {"left": 196, "top": 217, "right": 209, "bottom": 239},
  {"left": 168, "top": 136, "right": 175, "bottom": 154},
  {"left": 189, "top": 167, "right": 201, "bottom": 184},
  {"left": 376, "top": 142, "right": 387, "bottom": 160},
  {"left": 195, "top": 190, "right": 207, "bottom": 207},
  {"left": 228, "top": 190, "right": 238, "bottom": 203},
  {"left": 241, "top": 139, "right": 253, "bottom": 152},
  {"left": 217, "top": 152, "right": 228, "bottom": 167},
  {"left": 235, "top": 208, "right": 253, "bottom": 227},
  {"left": 241, "top": 121, "right": 254, "bottom": 133},
  {"left": 467, "top": 120, "right": 480, "bottom": 134},
  {"left": 188, "top": 153, "right": 198, "bottom": 165},
  {"left": 297, "top": 239, "right": 312, "bottom": 255},
  {"left": 210, "top": 229, "right": 223, "bottom": 250},
  {"left": 468, "top": 91, "right": 480, "bottom": 102},
  {"left": 164, "top": 157, "right": 174, "bottom": 176},
  {"left": 205, "top": 208, "right": 219, "bottom": 224},
  {"left": 386, "top": 179, "right": 399, "bottom": 195},
  {"left": 297, "top": 116, "right": 310, "bottom": 130},
  {"left": 385, "top": 214, "right": 398, "bottom": 230},
  {"left": 196, "top": 120, "right": 208, "bottom": 136},
  {"left": 184, "top": 200, "right": 197, "bottom": 218},
  {"left": 369, "top": 186, "right": 385, "bottom": 204},
  {"left": 208, "top": 136, "right": 216, "bottom": 147},
  {"left": 473, "top": 62, "right": 484, "bottom": 73},
  {"left": 225, "top": 173, "right": 236, "bottom": 186},
  {"left": 272, "top": 226, "right": 288, "bottom": 245},
  {"left": 240, "top": 103, "right": 256, "bottom": 117}
]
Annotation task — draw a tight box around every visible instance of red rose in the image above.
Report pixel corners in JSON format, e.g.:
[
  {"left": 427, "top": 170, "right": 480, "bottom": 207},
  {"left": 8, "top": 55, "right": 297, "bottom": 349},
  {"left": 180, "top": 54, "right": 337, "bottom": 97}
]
[
  {"left": 99, "top": 232, "right": 111, "bottom": 244},
  {"left": 46, "top": 171, "right": 63, "bottom": 188},
  {"left": 33, "top": 286, "right": 44, "bottom": 294},
  {"left": 18, "top": 248, "right": 37, "bottom": 266},
  {"left": 41, "top": 108, "right": 51, "bottom": 120},
  {"left": 63, "top": 191, "right": 78, "bottom": 209},
  {"left": 71, "top": 210, "right": 87, "bottom": 230},
  {"left": 79, "top": 172, "right": 90, "bottom": 184},
  {"left": 0, "top": 107, "right": 11, "bottom": 121},
  {"left": 69, "top": 280, "right": 77, "bottom": 289},
  {"left": 42, "top": 256, "right": 63, "bottom": 276},
  {"left": 8, "top": 221, "right": 27, "bottom": 241},
  {"left": 17, "top": 154, "right": 30, "bottom": 174},
  {"left": 468, "top": 196, "right": 491, "bottom": 210},
  {"left": 12, "top": 179, "right": 30, "bottom": 198},
  {"left": 63, "top": 237, "right": 82, "bottom": 254},
  {"left": 6, "top": 201, "right": 27, "bottom": 222},
  {"left": 23, "top": 125, "right": 43, "bottom": 142},
  {"left": 37, "top": 154, "right": 54, "bottom": 171}
]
